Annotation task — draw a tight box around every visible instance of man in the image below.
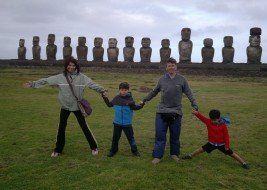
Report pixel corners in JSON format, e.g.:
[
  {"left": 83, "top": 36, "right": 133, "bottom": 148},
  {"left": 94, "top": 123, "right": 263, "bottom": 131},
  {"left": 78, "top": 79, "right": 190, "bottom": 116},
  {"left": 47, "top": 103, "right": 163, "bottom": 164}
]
[{"left": 141, "top": 57, "right": 198, "bottom": 164}]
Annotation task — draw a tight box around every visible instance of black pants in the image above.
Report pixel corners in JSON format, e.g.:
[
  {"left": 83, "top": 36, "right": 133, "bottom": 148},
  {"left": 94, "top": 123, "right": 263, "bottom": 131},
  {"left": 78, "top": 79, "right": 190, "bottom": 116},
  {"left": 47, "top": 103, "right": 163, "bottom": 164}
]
[
  {"left": 202, "top": 142, "right": 233, "bottom": 155},
  {"left": 54, "top": 109, "right": 97, "bottom": 153},
  {"left": 110, "top": 124, "right": 138, "bottom": 154}
]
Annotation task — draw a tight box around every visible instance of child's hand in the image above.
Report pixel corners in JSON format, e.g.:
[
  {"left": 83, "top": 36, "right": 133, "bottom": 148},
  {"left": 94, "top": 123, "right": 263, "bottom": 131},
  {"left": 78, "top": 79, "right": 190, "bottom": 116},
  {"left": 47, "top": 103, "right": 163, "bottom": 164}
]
[
  {"left": 101, "top": 91, "right": 108, "bottom": 97},
  {"left": 137, "top": 103, "right": 144, "bottom": 108},
  {"left": 139, "top": 101, "right": 145, "bottom": 107}
]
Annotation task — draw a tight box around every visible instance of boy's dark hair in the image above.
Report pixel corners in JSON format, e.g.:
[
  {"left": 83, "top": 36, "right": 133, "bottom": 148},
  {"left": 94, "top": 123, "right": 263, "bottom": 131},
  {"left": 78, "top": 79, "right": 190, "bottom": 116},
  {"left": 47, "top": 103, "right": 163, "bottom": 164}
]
[
  {"left": 167, "top": 57, "right": 177, "bottom": 64},
  {"left": 209, "top": 109, "right": 221, "bottom": 120},
  {"left": 63, "top": 56, "right": 80, "bottom": 76},
  {"left": 119, "top": 82, "right": 130, "bottom": 89}
]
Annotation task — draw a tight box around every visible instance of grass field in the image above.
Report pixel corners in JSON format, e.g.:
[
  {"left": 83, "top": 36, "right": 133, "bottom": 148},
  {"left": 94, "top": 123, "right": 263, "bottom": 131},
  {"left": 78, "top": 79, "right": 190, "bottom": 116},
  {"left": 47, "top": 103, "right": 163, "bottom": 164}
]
[{"left": 0, "top": 67, "right": 266, "bottom": 190}]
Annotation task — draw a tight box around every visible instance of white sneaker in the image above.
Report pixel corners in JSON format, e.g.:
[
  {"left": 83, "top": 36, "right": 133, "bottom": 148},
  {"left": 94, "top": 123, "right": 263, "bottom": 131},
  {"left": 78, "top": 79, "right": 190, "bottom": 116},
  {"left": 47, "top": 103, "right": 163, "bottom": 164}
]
[
  {"left": 170, "top": 155, "right": 179, "bottom": 162},
  {"left": 92, "top": 148, "right": 98, "bottom": 156},
  {"left": 152, "top": 158, "right": 161, "bottom": 164},
  {"left": 51, "top": 151, "right": 60, "bottom": 157}
]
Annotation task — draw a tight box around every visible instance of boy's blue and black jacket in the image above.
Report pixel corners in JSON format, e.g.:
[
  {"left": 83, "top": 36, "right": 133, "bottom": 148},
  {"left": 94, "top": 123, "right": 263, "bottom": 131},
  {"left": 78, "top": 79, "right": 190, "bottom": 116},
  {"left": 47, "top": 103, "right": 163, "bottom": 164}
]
[{"left": 102, "top": 92, "right": 143, "bottom": 127}]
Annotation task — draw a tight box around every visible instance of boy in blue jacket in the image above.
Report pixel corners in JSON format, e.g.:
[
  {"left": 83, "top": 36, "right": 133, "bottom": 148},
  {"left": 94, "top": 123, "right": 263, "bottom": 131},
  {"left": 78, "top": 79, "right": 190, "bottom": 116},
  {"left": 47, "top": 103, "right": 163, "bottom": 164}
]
[{"left": 102, "top": 82, "right": 143, "bottom": 157}]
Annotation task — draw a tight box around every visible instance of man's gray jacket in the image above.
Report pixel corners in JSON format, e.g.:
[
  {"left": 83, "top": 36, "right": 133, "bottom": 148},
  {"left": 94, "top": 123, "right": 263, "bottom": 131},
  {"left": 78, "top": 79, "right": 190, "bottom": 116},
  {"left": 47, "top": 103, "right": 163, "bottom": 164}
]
[{"left": 143, "top": 73, "right": 198, "bottom": 115}]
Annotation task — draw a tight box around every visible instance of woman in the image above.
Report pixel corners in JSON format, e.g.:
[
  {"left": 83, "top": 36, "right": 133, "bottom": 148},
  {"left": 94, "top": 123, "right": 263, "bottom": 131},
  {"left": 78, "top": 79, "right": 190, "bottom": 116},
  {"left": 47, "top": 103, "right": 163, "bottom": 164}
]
[{"left": 24, "top": 56, "right": 107, "bottom": 157}]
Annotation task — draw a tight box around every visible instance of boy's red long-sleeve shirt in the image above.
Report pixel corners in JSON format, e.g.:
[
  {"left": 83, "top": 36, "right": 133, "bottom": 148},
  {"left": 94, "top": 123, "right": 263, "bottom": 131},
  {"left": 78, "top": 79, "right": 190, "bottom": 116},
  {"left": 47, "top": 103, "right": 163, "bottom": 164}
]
[{"left": 194, "top": 112, "right": 230, "bottom": 149}]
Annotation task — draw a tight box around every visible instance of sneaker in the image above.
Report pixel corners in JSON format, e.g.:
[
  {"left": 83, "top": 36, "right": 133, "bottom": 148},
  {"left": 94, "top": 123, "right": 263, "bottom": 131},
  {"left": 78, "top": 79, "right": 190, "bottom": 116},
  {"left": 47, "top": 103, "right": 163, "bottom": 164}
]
[
  {"left": 170, "top": 155, "right": 180, "bottom": 162},
  {"left": 133, "top": 151, "right": 141, "bottom": 157},
  {"left": 51, "top": 151, "right": 60, "bottom": 157},
  {"left": 107, "top": 151, "right": 116, "bottom": 157},
  {"left": 92, "top": 148, "right": 98, "bottom": 156},
  {"left": 242, "top": 163, "right": 249, "bottom": 169},
  {"left": 182, "top": 154, "right": 192, "bottom": 160},
  {"left": 152, "top": 158, "right": 161, "bottom": 164}
]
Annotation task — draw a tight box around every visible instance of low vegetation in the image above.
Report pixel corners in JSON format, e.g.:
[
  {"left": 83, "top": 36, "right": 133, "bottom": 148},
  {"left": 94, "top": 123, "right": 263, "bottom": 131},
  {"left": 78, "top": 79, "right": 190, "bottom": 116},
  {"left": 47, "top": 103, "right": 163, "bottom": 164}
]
[{"left": 0, "top": 68, "right": 266, "bottom": 189}]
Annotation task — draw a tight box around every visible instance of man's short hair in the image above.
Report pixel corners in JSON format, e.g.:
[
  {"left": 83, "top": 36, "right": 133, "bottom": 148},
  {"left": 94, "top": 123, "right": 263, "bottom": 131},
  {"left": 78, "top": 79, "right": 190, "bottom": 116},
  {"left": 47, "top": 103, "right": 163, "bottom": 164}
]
[
  {"left": 209, "top": 109, "right": 221, "bottom": 120},
  {"left": 167, "top": 57, "right": 177, "bottom": 64},
  {"left": 119, "top": 82, "right": 130, "bottom": 89}
]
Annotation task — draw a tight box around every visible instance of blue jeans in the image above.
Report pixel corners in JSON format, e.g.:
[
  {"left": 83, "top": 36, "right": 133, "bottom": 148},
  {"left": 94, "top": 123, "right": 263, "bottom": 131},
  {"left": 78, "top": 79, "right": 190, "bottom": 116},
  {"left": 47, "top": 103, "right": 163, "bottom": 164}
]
[{"left": 152, "top": 113, "right": 182, "bottom": 158}]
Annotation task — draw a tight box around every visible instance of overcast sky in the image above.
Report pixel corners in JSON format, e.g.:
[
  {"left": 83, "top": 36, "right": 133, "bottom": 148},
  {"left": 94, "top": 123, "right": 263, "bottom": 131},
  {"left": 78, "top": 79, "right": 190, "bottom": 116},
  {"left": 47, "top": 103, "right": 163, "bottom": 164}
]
[{"left": 0, "top": 0, "right": 266, "bottom": 63}]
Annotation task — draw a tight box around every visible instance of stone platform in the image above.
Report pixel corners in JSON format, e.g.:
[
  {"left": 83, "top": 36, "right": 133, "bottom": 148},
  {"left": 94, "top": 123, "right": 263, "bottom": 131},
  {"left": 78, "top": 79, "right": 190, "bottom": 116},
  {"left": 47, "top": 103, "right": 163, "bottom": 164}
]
[{"left": 0, "top": 59, "right": 266, "bottom": 77}]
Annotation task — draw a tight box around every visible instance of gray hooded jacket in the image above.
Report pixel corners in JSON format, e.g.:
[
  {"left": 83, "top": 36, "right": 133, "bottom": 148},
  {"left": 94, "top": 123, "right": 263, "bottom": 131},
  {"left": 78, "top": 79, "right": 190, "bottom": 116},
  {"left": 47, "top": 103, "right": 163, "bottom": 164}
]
[{"left": 30, "top": 72, "right": 105, "bottom": 111}]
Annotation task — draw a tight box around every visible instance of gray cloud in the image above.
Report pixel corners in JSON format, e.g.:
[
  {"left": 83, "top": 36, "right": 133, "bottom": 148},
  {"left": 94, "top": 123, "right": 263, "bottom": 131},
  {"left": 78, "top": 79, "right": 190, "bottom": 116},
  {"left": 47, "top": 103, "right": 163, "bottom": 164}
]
[{"left": 0, "top": 0, "right": 266, "bottom": 63}]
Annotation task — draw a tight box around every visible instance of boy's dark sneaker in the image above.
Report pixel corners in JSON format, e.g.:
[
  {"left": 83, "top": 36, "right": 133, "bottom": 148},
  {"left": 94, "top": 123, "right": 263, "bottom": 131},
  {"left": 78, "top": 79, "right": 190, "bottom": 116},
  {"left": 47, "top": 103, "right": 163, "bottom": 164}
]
[
  {"left": 132, "top": 151, "right": 140, "bottom": 157},
  {"left": 242, "top": 163, "right": 249, "bottom": 169},
  {"left": 107, "top": 151, "right": 116, "bottom": 157},
  {"left": 182, "top": 154, "right": 192, "bottom": 159}
]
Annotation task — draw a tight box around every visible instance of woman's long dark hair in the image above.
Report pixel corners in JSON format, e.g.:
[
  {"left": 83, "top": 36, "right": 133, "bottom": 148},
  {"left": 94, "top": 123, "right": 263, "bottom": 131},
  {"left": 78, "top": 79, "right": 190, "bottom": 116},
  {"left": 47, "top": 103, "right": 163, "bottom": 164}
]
[{"left": 63, "top": 56, "right": 80, "bottom": 76}]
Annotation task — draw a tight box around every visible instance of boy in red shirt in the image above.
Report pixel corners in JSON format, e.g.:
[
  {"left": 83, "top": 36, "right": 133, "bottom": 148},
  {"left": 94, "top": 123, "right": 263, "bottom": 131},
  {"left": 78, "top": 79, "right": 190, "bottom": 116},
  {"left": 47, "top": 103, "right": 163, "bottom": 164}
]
[{"left": 182, "top": 109, "right": 249, "bottom": 169}]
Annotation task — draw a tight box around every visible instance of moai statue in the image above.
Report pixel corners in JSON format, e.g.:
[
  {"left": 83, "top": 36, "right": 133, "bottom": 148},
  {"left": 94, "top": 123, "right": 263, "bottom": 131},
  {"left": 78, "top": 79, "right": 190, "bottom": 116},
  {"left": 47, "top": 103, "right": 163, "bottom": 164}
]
[
  {"left": 32, "top": 36, "right": 41, "bottom": 60},
  {"left": 46, "top": 34, "right": 57, "bottom": 60},
  {"left": 178, "top": 28, "right": 193, "bottom": 63},
  {"left": 76, "top": 37, "right": 88, "bottom": 61},
  {"left": 201, "top": 38, "right": 214, "bottom": 63},
  {"left": 247, "top": 27, "right": 262, "bottom": 64},
  {"left": 160, "top": 39, "right": 171, "bottom": 63},
  {"left": 140, "top": 37, "right": 152, "bottom": 62},
  {"left": 18, "top": 39, "right": 26, "bottom": 60},
  {"left": 92, "top": 37, "right": 104, "bottom": 62},
  {"left": 63, "top": 36, "right": 72, "bottom": 60},
  {"left": 222, "top": 36, "right": 234, "bottom": 64},
  {"left": 107, "top": 38, "right": 119, "bottom": 62},
  {"left": 123, "top": 36, "right": 135, "bottom": 62}
]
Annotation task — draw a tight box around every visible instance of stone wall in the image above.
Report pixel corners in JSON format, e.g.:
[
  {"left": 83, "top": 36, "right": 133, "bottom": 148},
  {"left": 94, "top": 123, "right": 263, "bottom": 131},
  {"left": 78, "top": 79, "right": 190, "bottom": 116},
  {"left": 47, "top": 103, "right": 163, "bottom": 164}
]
[{"left": 1, "top": 59, "right": 266, "bottom": 77}]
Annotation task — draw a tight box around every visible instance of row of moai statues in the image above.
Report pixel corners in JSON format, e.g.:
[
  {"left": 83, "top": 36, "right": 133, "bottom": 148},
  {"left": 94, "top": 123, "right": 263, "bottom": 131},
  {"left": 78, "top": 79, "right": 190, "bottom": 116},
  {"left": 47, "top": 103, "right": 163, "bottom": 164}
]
[
  {"left": 18, "top": 27, "right": 262, "bottom": 64},
  {"left": 18, "top": 34, "right": 156, "bottom": 62}
]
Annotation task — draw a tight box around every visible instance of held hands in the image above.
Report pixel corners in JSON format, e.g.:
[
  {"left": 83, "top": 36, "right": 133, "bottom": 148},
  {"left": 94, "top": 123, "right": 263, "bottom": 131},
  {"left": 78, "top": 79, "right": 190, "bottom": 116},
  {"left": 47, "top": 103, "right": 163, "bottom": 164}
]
[
  {"left": 191, "top": 104, "right": 199, "bottom": 115},
  {"left": 133, "top": 101, "right": 145, "bottom": 110},
  {"left": 101, "top": 90, "right": 108, "bottom": 98},
  {"left": 139, "top": 101, "right": 145, "bottom": 107},
  {"left": 192, "top": 105, "right": 198, "bottom": 111},
  {"left": 192, "top": 109, "right": 198, "bottom": 115}
]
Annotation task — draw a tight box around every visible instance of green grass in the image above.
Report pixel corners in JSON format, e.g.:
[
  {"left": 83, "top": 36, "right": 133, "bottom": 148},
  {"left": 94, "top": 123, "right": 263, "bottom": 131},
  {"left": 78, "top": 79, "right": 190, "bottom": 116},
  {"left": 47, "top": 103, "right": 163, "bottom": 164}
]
[{"left": 0, "top": 68, "right": 267, "bottom": 190}]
